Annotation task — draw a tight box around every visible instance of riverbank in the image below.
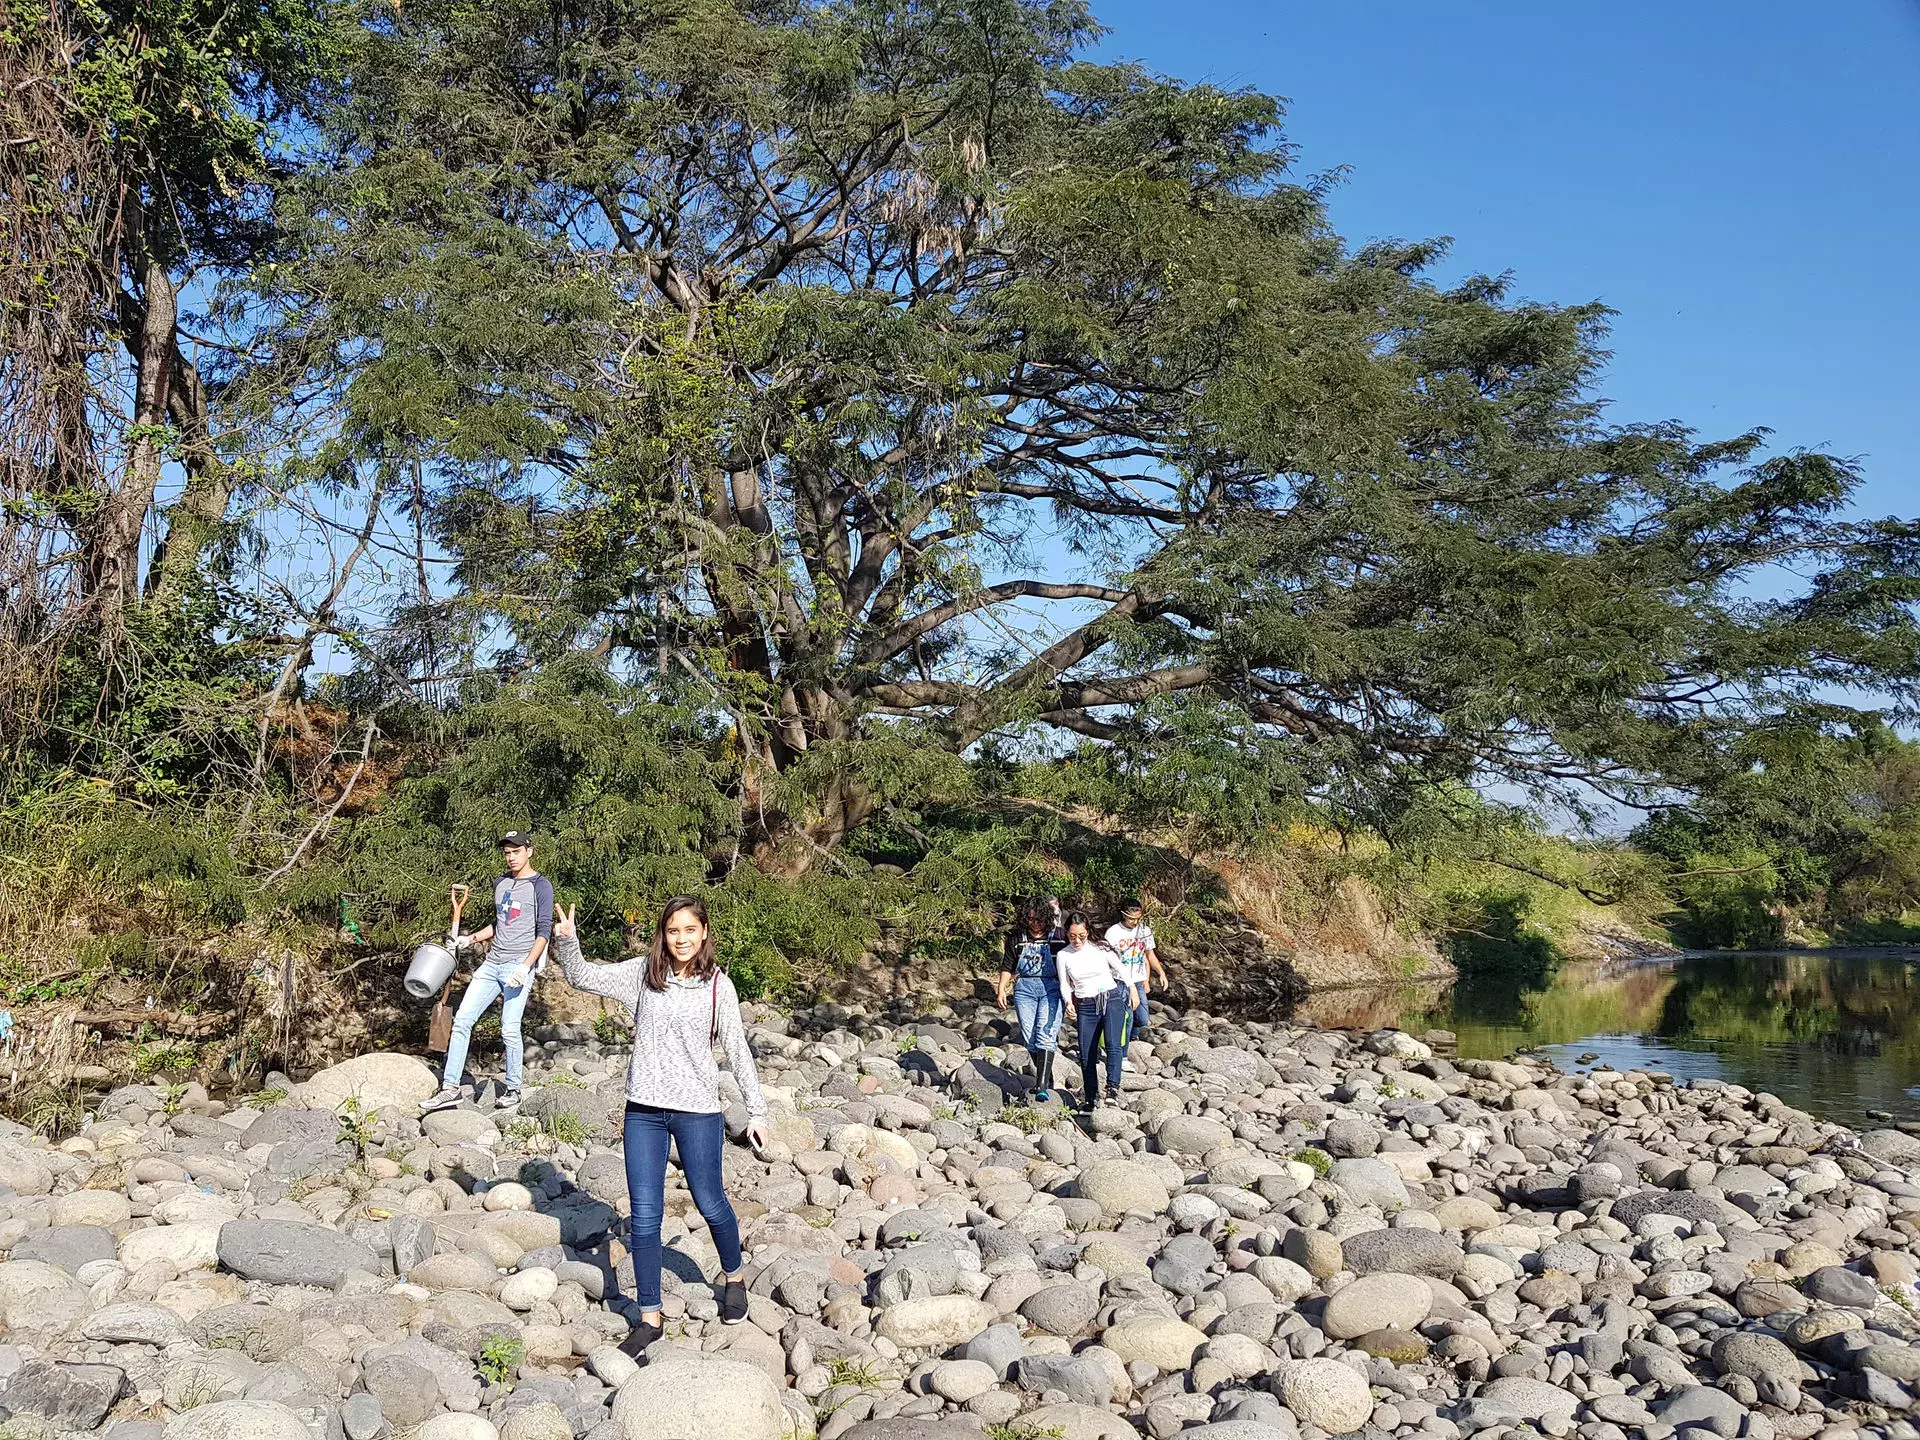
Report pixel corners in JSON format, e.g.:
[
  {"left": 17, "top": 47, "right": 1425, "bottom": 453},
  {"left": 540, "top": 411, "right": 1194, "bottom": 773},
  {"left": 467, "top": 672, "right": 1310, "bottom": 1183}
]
[
  {"left": 1294, "top": 948, "right": 1920, "bottom": 1135},
  {"left": 7, "top": 987, "right": 1920, "bottom": 1439}
]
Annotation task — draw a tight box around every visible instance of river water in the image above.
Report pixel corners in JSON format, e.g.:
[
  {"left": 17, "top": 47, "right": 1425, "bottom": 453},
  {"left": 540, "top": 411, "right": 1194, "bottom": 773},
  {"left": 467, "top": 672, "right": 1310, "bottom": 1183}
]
[{"left": 1288, "top": 948, "right": 1920, "bottom": 1132}]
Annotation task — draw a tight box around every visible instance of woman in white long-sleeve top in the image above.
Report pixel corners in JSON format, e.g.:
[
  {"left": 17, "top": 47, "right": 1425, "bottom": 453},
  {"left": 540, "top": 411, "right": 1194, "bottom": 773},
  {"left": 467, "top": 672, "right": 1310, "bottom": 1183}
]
[
  {"left": 551, "top": 897, "right": 769, "bottom": 1359},
  {"left": 1054, "top": 912, "right": 1137, "bottom": 1110}
]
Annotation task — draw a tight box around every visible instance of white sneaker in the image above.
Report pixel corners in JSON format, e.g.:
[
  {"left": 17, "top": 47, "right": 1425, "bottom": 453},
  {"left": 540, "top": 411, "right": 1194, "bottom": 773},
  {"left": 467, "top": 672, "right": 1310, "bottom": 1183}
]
[
  {"left": 495, "top": 1089, "right": 523, "bottom": 1110},
  {"left": 419, "top": 1087, "right": 462, "bottom": 1113}
]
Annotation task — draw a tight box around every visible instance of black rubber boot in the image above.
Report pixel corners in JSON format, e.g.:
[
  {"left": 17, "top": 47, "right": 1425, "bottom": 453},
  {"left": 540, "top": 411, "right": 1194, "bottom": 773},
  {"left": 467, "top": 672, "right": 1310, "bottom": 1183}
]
[{"left": 1034, "top": 1050, "right": 1054, "bottom": 1100}]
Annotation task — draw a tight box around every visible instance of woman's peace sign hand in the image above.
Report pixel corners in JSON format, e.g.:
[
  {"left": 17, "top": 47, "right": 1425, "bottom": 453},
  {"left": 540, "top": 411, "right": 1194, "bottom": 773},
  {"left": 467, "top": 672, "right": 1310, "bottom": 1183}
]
[{"left": 554, "top": 903, "right": 578, "bottom": 940}]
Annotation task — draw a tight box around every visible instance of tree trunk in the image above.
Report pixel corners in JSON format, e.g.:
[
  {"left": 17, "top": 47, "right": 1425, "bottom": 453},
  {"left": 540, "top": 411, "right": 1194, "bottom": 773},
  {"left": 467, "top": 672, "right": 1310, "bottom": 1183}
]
[
  {"left": 85, "top": 231, "right": 176, "bottom": 625},
  {"left": 147, "top": 346, "right": 226, "bottom": 604},
  {"left": 738, "top": 686, "right": 877, "bottom": 878}
]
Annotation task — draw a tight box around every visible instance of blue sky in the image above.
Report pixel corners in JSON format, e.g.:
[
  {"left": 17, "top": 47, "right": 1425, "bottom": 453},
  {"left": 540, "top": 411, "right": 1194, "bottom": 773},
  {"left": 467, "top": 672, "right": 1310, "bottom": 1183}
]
[{"left": 1092, "top": 0, "right": 1918, "bottom": 518}]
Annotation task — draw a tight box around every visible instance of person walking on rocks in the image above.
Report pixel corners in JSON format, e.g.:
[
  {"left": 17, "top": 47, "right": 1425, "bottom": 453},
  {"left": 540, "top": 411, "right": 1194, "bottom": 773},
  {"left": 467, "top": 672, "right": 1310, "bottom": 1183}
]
[
  {"left": 1105, "top": 898, "right": 1168, "bottom": 1060},
  {"left": 420, "top": 830, "right": 552, "bottom": 1113},
  {"left": 996, "top": 903, "right": 1066, "bottom": 1101},
  {"left": 1055, "top": 912, "right": 1136, "bottom": 1110},
  {"left": 551, "top": 895, "right": 769, "bottom": 1358}
]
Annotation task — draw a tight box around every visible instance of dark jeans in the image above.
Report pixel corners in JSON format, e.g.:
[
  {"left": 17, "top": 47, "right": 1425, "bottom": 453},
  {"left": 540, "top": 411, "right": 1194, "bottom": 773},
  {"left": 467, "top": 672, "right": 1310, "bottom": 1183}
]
[
  {"left": 622, "top": 1102, "right": 742, "bottom": 1311},
  {"left": 1120, "top": 993, "right": 1149, "bottom": 1042},
  {"left": 1073, "top": 992, "right": 1126, "bottom": 1104}
]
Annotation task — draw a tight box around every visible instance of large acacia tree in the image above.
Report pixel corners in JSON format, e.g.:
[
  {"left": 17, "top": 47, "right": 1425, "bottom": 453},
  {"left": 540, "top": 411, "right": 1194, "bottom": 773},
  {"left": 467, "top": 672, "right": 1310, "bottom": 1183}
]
[{"left": 259, "top": 0, "right": 1920, "bottom": 871}]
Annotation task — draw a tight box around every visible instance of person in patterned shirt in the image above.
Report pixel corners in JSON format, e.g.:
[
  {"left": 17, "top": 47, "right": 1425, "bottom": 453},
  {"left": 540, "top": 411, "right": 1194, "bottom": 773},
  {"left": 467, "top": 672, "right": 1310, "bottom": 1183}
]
[
  {"left": 420, "top": 830, "right": 553, "bottom": 1113},
  {"left": 1104, "top": 898, "right": 1168, "bottom": 1060}
]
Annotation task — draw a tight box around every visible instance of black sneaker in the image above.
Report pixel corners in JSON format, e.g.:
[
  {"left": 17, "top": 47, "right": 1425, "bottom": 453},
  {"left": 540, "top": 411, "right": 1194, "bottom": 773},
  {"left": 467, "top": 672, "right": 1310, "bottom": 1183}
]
[
  {"left": 720, "top": 1278, "right": 748, "bottom": 1325},
  {"left": 618, "top": 1316, "right": 663, "bottom": 1360}
]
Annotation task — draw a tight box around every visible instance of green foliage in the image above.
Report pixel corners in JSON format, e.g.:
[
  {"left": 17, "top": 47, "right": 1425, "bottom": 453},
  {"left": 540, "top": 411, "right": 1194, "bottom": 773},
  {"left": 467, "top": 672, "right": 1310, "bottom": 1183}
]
[
  {"left": 1440, "top": 893, "right": 1565, "bottom": 990},
  {"left": 1290, "top": 1147, "right": 1331, "bottom": 1177},
  {"left": 250, "top": 0, "right": 1919, "bottom": 887},
  {"left": 75, "top": 812, "right": 246, "bottom": 926},
  {"left": 335, "top": 1096, "right": 377, "bottom": 1159},
  {"left": 5, "top": 0, "right": 1914, "bottom": 1020},
  {"left": 1637, "top": 721, "right": 1920, "bottom": 945},
  {"left": 272, "top": 659, "right": 728, "bottom": 953},
  {"left": 500, "top": 1117, "right": 541, "bottom": 1146},
  {"left": 591, "top": 1009, "right": 627, "bottom": 1046},
  {"left": 476, "top": 1335, "right": 523, "bottom": 1388},
  {"left": 542, "top": 1110, "right": 589, "bottom": 1147},
  {"left": 998, "top": 1104, "right": 1050, "bottom": 1135},
  {"left": 824, "top": 1357, "right": 895, "bottom": 1390},
  {"left": 12, "top": 1078, "right": 88, "bottom": 1138},
  {"left": 133, "top": 1041, "right": 198, "bottom": 1079},
  {"left": 985, "top": 1422, "right": 1066, "bottom": 1440}
]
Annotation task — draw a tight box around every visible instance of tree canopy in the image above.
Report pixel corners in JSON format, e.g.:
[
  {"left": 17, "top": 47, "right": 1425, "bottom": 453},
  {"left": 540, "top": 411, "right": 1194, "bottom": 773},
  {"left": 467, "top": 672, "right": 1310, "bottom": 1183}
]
[{"left": 5, "top": 0, "right": 1918, "bottom": 918}]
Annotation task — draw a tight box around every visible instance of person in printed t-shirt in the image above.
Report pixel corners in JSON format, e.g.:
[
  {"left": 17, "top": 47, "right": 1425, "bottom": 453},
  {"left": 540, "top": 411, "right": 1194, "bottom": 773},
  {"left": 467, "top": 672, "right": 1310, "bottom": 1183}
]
[
  {"left": 1105, "top": 897, "right": 1168, "bottom": 1065},
  {"left": 420, "top": 830, "right": 553, "bottom": 1113}
]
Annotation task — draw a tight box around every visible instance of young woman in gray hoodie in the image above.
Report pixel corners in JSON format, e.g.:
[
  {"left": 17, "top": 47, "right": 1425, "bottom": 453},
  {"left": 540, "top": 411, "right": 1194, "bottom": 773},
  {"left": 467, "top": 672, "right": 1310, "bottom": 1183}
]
[{"left": 552, "top": 897, "right": 769, "bottom": 1358}]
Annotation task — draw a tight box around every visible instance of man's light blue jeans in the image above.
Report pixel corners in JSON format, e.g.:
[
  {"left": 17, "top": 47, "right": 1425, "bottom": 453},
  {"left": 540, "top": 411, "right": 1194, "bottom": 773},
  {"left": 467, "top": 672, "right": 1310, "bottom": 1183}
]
[{"left": 441, "top": 957, "right": 530, "bottom": 1091}]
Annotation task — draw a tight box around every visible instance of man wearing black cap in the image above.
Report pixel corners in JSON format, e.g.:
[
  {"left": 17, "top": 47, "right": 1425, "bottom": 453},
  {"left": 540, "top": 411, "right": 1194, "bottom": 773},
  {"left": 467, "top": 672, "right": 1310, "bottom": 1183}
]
[{"left": 420, "top": 830, "right": 553, "bottom": 1112}]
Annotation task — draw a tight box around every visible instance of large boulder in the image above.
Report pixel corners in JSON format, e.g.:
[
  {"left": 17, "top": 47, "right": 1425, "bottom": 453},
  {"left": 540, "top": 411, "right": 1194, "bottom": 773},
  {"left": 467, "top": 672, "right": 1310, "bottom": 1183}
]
[
  {"left": 1339, "top": 1228, "right": 1462, "bottom": 1277},
  {"left": 1099, "top": 1314, "right": 1208, "bottom": 1371},
  {"left": 119, "top": 1220, "right": 226, "bottom": 1273},
  {"left": 217, "top": 1219, "right": 381, "bottom": 1288},
  {"left": 1155, "top": 1114, "right": 1234, "bottom": 1155},
  {"left": 609, "top": 1353, "right": 788, "bottom": 1440},
  {"left": 0, "top": 1259, "right": 90, "bottom": 1332},
  {"left": 1607, "top": 1189, "right": 1737, "bottom": 1230},
  {"left": 9, "top": 1226, "right": 115, "bottom": 1276},
  {"left": 412, "top": 1419, "right": 502, "bottom": 1440},
  {"left": 1280, "top": 1358, "right": 1372, "bottom": 1434},
  {"left": 1860, "top": 1130, "right": 1920, "bottom": 1166},
  {"left": 50, "top": 1190, "right": 133, "bottom": 1228},
  {"left": 301, "top": 1052, "right": 439, "bottom": 1112},
  {"left": 161, "top": 1400, "right": 315, "bottom": 1439},
  {"left": 0, "top": 1361, "right": 126, "bottom": 1431},
  {"left": 875, "top": 1295, "right": 996, "bottom": 1349},
  {"left": 1327, "top": 1158, "right": 1409, "bottom": 1212},
  {"left": 0, "top": 1140, "right": 54, "bottom": 1196},
  {"left": 1078, "top": 1160, "right": 1171, "bottom": 1218},
  {"left": 81, "top": 1303, "right": 190, "bottom": 1346},
  {"left": 1321, "top": 1272, "right": 1433, "bottom": 1340},
  {"left": 1480, "top": 1378, "right": 1579, "bottom": 1427}
]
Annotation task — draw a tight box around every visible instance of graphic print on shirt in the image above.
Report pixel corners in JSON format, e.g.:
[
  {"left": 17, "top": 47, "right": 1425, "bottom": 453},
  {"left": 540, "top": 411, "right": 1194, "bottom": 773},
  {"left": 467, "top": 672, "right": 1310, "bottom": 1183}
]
[{"left": 1106, "top": 923, "right": 1154, "bottom": 984}]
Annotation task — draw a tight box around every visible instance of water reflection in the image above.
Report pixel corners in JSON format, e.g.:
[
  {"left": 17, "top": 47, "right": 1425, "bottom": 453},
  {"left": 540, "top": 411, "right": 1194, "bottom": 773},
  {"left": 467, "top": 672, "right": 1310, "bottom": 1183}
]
[{"left": 1347, "top": 949, "right": 1920, "bottom": 1131}]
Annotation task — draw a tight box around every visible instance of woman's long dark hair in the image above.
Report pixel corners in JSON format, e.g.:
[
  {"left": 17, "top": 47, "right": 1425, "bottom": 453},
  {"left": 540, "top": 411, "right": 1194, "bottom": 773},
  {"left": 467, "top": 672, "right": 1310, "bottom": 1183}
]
[{"left": 645, "top": 895, "right": 717, "bottom": 991}]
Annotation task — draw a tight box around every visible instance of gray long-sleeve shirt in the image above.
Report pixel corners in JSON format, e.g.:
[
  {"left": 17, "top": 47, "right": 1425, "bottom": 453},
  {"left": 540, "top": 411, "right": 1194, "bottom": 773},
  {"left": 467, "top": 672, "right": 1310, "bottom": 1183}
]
[{"left": 552, "top": 931, "right": 766, "bottom": 1119}]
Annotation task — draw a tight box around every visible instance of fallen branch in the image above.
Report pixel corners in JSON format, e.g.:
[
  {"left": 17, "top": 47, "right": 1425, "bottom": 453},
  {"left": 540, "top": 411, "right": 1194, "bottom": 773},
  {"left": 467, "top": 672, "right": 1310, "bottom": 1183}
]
[{"left": 257, "top": 712, "right": 378, "bottom": 886}]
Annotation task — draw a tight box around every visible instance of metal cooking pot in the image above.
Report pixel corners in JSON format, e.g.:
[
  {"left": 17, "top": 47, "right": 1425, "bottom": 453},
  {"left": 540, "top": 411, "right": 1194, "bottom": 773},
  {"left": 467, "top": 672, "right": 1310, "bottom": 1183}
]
[{"left": 405, "top": 940, "right": 457, "bottom": 999}]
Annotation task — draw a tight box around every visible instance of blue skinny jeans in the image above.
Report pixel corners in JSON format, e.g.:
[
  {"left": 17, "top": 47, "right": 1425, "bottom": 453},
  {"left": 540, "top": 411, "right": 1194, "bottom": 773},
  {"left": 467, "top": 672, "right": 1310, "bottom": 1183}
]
[
  {"left": 622, "top": 1102, "right": 743, "bottom": 1312},
  {"left": 441, "top": 958, "right": 531, "bottom": 1091},
  {"left": 1012, "top": 981, "right": 1064, "bottom": 1053},
  {"left": 1073, "top": 991, "right": 1127, "bottom": 1105}
]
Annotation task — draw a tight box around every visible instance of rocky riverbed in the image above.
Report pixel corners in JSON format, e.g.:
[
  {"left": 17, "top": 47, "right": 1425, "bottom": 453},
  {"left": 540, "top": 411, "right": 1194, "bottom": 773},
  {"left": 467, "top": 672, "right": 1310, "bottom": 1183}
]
[{"left": 5, "top": 997, "right": 1920, "bottom": 1440}]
